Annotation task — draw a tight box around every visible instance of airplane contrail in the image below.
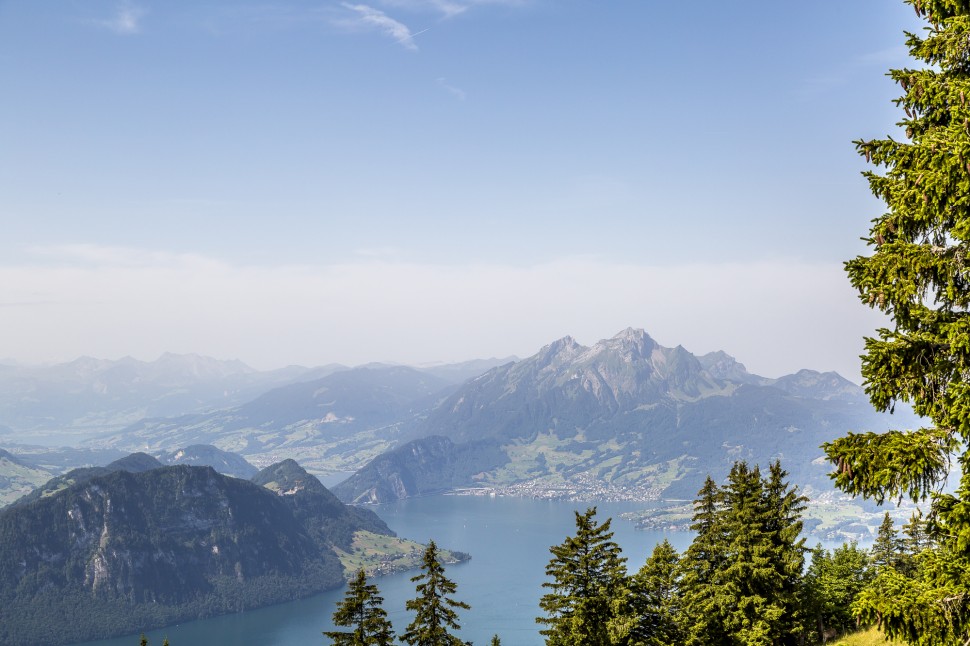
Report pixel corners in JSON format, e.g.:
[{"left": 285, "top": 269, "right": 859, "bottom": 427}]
[{"left": 398, "top": 26, "right": 433, "bottom": 45}]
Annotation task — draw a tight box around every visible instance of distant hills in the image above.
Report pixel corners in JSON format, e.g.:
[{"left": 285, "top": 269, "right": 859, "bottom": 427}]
[
  {"left": 0, "top": 449, "right": 52, "bottom": 507},
  {"left": 102, "top": 365, "right": 461, "bottom": 474},
  {"left": 334, "top": 329, "right": 918, "bottom": 503},
  {"left": 0, "top": 456, "right": 413, "bottom": 646},
  {"left": 0, "top": 353, "right": 310, "bottom": 442},
  {"left": 0, "top": 331, "right": 917, "bottom": 508},
  {"left": 4, "top": 445, "right": 260, "bottom": 509},
  {"left": 0, "top": 354, "right": 513, "bottom": 494}
]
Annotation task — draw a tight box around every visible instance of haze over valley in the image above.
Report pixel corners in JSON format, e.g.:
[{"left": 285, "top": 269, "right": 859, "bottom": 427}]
[
  {"left": 0, "top": 1, "right": 939, "bottom": 644},
  {"left": 0, "top": 328, "right": 913, "bottom": 516}
]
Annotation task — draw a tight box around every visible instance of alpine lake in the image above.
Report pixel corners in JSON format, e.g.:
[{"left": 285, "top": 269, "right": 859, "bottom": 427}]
[{"left": 75, "top": 494, "right": 693, "bottom": 646}]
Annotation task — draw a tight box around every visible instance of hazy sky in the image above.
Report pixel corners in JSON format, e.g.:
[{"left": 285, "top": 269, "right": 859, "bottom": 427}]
[{"left": 0, "top": 1, "right": 922, "bottom": 380}]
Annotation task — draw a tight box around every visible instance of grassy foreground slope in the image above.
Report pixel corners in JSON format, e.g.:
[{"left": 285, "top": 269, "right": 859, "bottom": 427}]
[{"left": 837, "top": 628, "right": 890, "bottom": 645}]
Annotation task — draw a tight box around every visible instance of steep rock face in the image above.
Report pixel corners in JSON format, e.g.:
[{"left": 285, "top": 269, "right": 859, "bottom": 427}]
[
  {"left": 0, "top": 461, "right": 383, "bottom": 646},
  {"left": 0, "top": 467, "right": 322, "bottom": 603},
  {"left": 422, "top": 329, "right": 737, "bottom": 445},
  {"left": 337, "top": 329, "right": 914, "bottom": 502}
]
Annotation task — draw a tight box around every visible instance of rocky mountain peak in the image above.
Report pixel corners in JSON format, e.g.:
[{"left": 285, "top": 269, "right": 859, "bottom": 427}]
[
  {"left": 698, "top": 350, "right": 758, "bottom": 383},
  {"left": 534, "top": 336, "right": 585, "bottom": 368},
  {"left": 587, "top": 328, "right": 658, "bottom": 361}
]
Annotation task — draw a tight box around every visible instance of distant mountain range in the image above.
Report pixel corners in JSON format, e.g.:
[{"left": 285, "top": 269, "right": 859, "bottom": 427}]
[
  {"left": 101, "top": 365, "right": 462, "bottom": 474},
  {"left": 0, "top": 456, "right": 403, "bottom": 646},
  {"left": 334, "top": 329, "right": 917, "bottom": 503},
  {"left": 0, "top": 353, "right": 514, "bottom": 444},
  {"left": 0, "top": 331, "right": 916, "bottom": 508}
]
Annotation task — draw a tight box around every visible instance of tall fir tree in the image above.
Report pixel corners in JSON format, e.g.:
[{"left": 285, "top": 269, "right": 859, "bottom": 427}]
[
  {"left": 870, "top": 513, "right": 904, "bottom": 571},
  {"left": 762, "top": 461, "right": 809, "bottom": 644},
  {"left": 822, "top": 1, "right": 970, "bottom": 642},
  {"left": 678, "top": 476, "right": 730, "bottom": 646},
  {"left": 400, "top": 541, "right": 470, "bottom": 646},
  {"left": 900, "top": 508, "right": 933, "bottom": 576},
  {"left": 629, "top": 539, "right": 682, "bottom": 646},
  {"left": 537, "top": 507, "right": 630, "bottom": 646},
  {"left": 323, "top": 568, "right": 395, "bottom": 646},
  {"left": 803, "top": 543, "right": 872, "bottom": 642},
  {"left": 678, "top": 462, "right": 806, "bottom": 646},
  {"left": 718, "top": 462, "right": 786, "bottom": 646}
]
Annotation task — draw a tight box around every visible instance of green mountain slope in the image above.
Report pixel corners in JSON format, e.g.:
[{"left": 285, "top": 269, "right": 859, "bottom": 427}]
[
  {"left": 335, "top": 329, "right": 917, "bottom": 503},
  {"left": 103, "top": 365, "right": 457, "bottom": 474},
  {"left": 0, "top": 449, "right": 53, "bottom": 507}
]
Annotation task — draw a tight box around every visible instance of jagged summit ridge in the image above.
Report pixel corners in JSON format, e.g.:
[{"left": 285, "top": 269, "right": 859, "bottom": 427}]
[
  {"left": 334, "top": 327, "right": 887, "bottom": 505},
  {"left": 582, "top": 327, "right": 658, "bottom": 363}
]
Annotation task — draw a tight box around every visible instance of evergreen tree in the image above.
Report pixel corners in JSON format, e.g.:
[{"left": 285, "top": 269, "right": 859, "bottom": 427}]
[
  {"left": 537, "top": 507, "right": 630, "bottom": 646},
  {"left": 400, "top": 541, "right": 470, "bottom": 646},
  {"left": 803, "top": 543, "right": 872, "bottom": 642},
  {"left": 870, "top": 513, "right": 904, "bottom": 571},
  {"left": 899, "top": 509, "right": 933, "bottom": 576},
  {"left": 629, "top": 539, "right": 682, "bottom": 646},
  {"left": 678, "top": 476, "right": 730, "bottom": 646},
  {"left": 490, "top": 636, "right": 501, "bottom": 645},
  {"left": 718, "top": 462, "right": 786, "bottom": 646},
  {"left": 679, "top": 462, "right": 807, "bottom": 646},
  {"left": 323, "top": 568, "right": 395, "bottom": 646},
  {"left": 822, "top": 1, "right": 970, "bottom": 642},
  {"left": 761, "top": 461, "right": 809, "bottom": 644}
]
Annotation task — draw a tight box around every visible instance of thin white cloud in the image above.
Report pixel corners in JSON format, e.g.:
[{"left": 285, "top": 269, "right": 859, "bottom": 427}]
[
  {"left": 382, "top": 0, "right": 529, "bottom": 19},
  {"left": 339, "top": 3, "right": 420, "bottom": 50},
  {"left": 94, "top": 2, "right": 145, "bottom": 35},
  {"left": 2, "top": 245, "right": 882, "bottom": 382},
  {"left": 437, "top": 77, "right": 466, "bottom": 100}
]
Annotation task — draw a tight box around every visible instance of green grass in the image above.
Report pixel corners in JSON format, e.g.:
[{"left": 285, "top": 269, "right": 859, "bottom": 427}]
[
  {"left": 0, "top": 459, "right": 56, "bottom": 506},
  {"left": 834, "top": 627, "right": 891, "bottom": 645},
  {"left": 333, "top": 530, "right": 467, "bottom": 578}
]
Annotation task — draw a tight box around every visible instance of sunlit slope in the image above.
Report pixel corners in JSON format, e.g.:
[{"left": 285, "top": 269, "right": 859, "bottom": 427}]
[{"left": 336, "top": 329, "right": 916, "bottom": 503}]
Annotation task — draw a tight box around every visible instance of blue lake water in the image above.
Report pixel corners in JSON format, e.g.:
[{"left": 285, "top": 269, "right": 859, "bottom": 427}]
[{"left": 76, "top": 495, "right": 692, "bottom": 646}]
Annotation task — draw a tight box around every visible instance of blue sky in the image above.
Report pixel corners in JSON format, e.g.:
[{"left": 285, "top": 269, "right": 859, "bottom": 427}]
[{"left": 0, "top": 1, "right": 922, "bottom": 379}]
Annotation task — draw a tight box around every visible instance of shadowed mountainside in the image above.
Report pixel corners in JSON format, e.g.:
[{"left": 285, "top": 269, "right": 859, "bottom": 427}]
[{"left": 0, "top": 458, "right": 398, "bottom": 646}]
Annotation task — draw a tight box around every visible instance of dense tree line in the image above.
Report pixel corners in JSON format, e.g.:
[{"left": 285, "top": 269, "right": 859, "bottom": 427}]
[
  {"left": 535, "top": 461, "right": 813, "bottom": 646},
  {"left": 323, "top": 460, "right": 929, "bottom": 646}
]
